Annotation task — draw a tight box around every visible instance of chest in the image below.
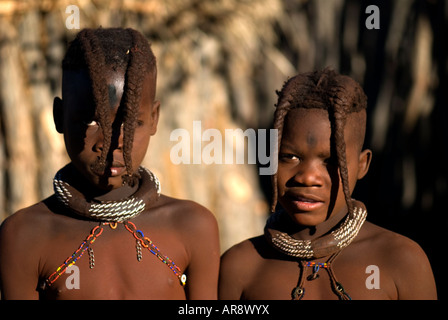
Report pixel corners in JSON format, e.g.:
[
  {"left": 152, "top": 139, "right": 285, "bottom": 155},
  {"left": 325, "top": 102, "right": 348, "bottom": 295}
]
[
  {"left": 243, "top": 253, "right": 396, "bottom": 300},
  {"left": 39, "top": 221, "right": 187, "bottom": 299}
]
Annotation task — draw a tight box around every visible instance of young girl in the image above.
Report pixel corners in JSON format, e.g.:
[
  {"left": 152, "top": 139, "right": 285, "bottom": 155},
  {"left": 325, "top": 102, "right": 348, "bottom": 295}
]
[
  {"left": 219, "top": 69, "right": 437, "bottom": 300},
  {"left": 0, "top": 28, "right": 220, "bottom": 300}
]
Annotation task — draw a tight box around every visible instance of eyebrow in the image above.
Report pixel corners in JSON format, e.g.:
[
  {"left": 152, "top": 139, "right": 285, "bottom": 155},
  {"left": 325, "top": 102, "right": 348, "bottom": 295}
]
[
  {"left": 280, "top": 142, "right": 332, "bottom": 158},
  {"left": 279, "top": 142, "right": 297, "bottom": 151},
  {"left": 317, "top": 151, "right": 332, "bottom": 159}
]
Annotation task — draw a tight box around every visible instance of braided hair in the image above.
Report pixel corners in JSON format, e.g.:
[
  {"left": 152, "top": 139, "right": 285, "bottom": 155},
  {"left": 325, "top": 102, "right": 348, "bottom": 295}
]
[
  {"left": 62, "top": 28, "right": 157, "bottom": 186},
  {"left": 271, "top": 68, "right": 367, "bottom": 215}
]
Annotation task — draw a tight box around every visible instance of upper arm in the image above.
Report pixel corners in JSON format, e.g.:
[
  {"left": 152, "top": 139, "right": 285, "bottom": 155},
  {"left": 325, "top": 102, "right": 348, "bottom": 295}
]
[
  {"left": 0, "top": 212, "right": 41, "bottom": 300},
  {"left": 218, "top": 247, "right": 243, "bottom": 299},
  {"left": 387, "top": 236, "right": 437, "bottom": 300},
  {"left": 179, "top": 202, "right": 220, "bottom": 300},
  {"left": 218, "top": 240, "right": 255, "bottom": 300}
]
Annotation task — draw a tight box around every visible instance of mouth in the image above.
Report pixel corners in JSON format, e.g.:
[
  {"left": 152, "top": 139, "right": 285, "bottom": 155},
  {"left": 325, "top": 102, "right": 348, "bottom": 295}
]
[
  {"left": 92, "top": 160, "right": 126, "bottom": 177},
  {"left": 108, "top": 161, "right": 126, "bottom": 177},
  {"left": 285, "top": 192, "right": 325, "bottom": 212}
]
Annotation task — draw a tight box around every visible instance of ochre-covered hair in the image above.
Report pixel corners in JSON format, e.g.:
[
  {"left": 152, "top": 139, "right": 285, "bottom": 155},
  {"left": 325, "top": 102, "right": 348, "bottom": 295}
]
[
  {"left": 62, "top": 28, "right": 156, "bottom": 186},
  {"left": 271, "top": 68, "right": 367, "bottom": 214}
]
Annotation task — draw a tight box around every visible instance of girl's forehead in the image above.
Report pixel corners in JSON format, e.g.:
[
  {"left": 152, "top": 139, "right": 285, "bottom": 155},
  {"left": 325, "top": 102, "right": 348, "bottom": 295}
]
[
  {"left": 63, "top": 68, "right": 154, "bottom": 97},
  {"left": 282, "top": 108, "right": 365, "bottom": 151},
  {"left": 63, "top": 69, "right": 125, "bottom": 106},
  {"left": 284, "top": 108, "right": 331, "bottom": 130},
  {"left": 282, "top": 109, "right": 331, "bottom": 146},
  {"left": 63, "top": 68, "right": 125, "bottom": 89}
]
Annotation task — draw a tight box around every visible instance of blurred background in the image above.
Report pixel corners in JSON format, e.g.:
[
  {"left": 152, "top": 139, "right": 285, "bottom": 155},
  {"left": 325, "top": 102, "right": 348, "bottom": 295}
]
[{"left": 0, "top": 0, "right": 446, "bottom": 299}]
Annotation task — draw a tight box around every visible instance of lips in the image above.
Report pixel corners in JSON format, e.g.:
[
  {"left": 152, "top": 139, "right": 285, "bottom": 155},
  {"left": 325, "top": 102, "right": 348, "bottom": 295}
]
[
  {"left": 94, "top": 159, "right": 126, "bottom": 177},
  {"left": 109, "top": 166, "right": 125, "bottom": 176},
  {"left": 108, "top": 161, "right": 125, "bottom": 177},
  {"left": 285, "top": 192, "right": 325, "bottom": 212}
]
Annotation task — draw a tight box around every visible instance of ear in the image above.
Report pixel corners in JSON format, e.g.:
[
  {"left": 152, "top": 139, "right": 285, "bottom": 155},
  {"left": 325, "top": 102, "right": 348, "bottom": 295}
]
[
  {"left": 357, "top": 149, "right": 372, "bottom": 180},
  {"left": 149, "top": 100, "right": 160, "bottom": 135},
  {"left": 53, "top": 97, "right": 64, "bottom": 134}
]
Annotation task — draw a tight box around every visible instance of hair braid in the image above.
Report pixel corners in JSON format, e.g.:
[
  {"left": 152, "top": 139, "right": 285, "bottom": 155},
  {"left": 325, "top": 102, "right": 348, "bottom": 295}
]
[
  {"left": 120, "top": 29, "right": 146, "bottom": 186},
  {"left": 271, "top": 100, "right": 292, "bottom": 212},
  {"left": 77, "top": 29, "right": 112, "bottom": 175},
  {"left": 330, "top": 86, "right": 354, "bottom": 215}
]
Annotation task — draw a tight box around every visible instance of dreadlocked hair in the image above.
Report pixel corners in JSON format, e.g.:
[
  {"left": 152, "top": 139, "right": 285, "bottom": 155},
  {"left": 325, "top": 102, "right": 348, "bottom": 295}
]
[
  {"left": 62, "top": 28, "right": 157, "bottom": 187},
  {"left": 271, "top": 68, "right": 367, "bottom": 216}
]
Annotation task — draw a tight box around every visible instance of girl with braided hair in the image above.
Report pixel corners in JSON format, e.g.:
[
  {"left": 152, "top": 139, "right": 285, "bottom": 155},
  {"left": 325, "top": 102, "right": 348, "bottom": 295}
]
[
  {"left": 219, "top": 69, "right": 436, "bottom": 300},
  {"left": 0, "top": 28, "right": 219, "bottom": 299}
]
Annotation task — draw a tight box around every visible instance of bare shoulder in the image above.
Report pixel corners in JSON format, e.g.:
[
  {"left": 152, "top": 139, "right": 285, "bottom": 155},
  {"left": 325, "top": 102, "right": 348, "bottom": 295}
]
[
  {"left": 221, "top": 237, "right": 262, "bottom": 266},
  {"left": 356, "top": 221, "right": 437, "bottom": 299},
  {"left": 0, "top": 199, "right": 58, "bottom": 299},
  {"left": 358, "top": 221, "right": 429, "bottom": 263},
  {"left": 219, "top": 236, "right": 265, "bottom": 299},
  {"left": 220, "top": 235, "right": 277, "bottom": 279},
  {"left": 152, "top": 194, "right": 218, "bottom": 233},
  {"left": 143, "top": 194, "right": 220, "bottom": 263},
  {"left": 0, "top": 195, "right": 77, "bottom": 265},
  {"left": 220, "top": 237, "right": 259, "bottom": 279},
  {"left": 0, "top": 200, "right": 54, "bottom": 246},
  {"left": 0, "top": 199, "right": 60, "bottom": 261},
  {"left": 146, "top": 195, "right": 220, "bottom": 299}
]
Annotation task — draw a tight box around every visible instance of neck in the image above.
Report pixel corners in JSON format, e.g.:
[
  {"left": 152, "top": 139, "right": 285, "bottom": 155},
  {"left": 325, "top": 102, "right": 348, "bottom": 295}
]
[
  {"left": 93, "top": 183, "right": 139, "bottom": 201},
  {"left": 53, "top": 165, "right": 160, "bottom": 222},
  {"left": 63, "top": 163, "right": 137, "bottom": 200},
  {"left": 265, "top": 200, "right": 367, "bottom": 259},
  {"left": 287, "top": 206, "right": 349, "bottom": 241}
]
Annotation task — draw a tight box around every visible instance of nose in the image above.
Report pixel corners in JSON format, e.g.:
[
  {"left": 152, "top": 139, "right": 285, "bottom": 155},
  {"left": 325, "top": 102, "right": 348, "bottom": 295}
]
[
  {"left": 292, "top": 160, "right": 324, "bottom": 187},
  {"left": 110, "top": 122, "right": 124, "bottom": 151},
  {"left": 93, "top": 122, "right": 124, "bottom": 153}
]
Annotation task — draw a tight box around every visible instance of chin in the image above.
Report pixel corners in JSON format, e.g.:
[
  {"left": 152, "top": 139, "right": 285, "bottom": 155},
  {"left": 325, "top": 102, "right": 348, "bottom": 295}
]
[
  {"left": 101, "top": 176, "right": 125, "bottom": 190},
  {"left": 283, "top": 208, "right": 330, "bottom": 227},
  {"left": 286, "top": 212, "right": 321, "bottom": 227}
]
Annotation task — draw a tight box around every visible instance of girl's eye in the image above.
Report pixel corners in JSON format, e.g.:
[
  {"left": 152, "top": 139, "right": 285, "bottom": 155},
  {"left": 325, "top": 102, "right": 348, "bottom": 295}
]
[
  {"left": 279, "top": 153, "right": 299, "bottom": 161},
  {"left": 323, "top": 157, "right": 337, "bottom": 166}
]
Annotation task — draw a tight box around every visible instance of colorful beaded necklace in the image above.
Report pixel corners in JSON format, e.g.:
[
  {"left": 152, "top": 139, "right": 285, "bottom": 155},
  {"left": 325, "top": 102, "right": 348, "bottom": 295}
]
[
  {"left": 45, "top": 221, "right": 186, "bottom": 287},
  {"left": 45, "top": 165, "right": 186, "bottom": 288},
  {"left": 290, "top": 252, "right": 351, "bottom": 300}
]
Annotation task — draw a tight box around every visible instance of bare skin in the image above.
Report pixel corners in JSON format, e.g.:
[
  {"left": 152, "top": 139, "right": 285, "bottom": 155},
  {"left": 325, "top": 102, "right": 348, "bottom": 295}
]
[
  {"left": 219, "top": 109, "right": 437, "bottom": 300},
  {"left": 0, "top": 67, "right": 220, "bottom": 300}
]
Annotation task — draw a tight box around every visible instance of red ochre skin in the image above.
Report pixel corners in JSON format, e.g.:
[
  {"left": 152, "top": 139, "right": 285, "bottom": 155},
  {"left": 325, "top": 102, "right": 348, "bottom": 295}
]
[
  {"left": 219, "top": 108, "right": 437, "bottom": 300},
  {"left": 0, "top": 66, "right": 220, "bottom": 300}
]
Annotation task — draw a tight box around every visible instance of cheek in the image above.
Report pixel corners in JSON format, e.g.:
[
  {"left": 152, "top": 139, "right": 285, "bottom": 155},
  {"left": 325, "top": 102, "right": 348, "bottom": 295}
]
[
  {"left": 327, "top": 165, "right": 341, "bottom": 188},
  {"left": 64, "top": 127, "right": 87, "bottom": 156},
  {"left": 130, "top": 131, "right": 150, "bottom": 163},
  {"left": 275, "top": 164, "right": 291, "bottom": 194},
  {"left": 64, "top": 125, "right": 102, "bottom": 160},
  {"left": 346, "top": 154, "right": 361, "bottom": 193}
]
